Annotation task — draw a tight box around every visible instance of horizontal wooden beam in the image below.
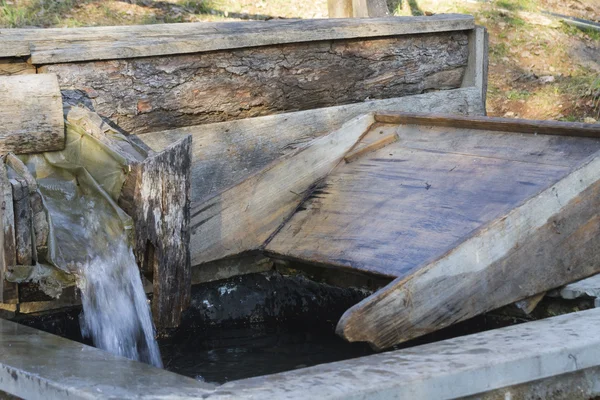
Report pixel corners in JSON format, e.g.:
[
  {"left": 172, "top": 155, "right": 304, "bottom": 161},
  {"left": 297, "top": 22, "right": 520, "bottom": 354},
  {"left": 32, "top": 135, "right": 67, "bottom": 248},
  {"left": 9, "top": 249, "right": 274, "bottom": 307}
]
[
  {"left": 0, "top": 15, "right": 474, "bottom": 63},
  {"left": 0, "top": 74, "right": 64, "bottom": 155},
  {"left": 375, "top": 112, "right": 600, "bottom": 138}
]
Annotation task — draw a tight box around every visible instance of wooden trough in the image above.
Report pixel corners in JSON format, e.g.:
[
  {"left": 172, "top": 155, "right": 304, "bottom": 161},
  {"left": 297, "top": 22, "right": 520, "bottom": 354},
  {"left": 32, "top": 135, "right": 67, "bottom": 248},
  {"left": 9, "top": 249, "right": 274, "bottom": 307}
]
[{"left": 0, "top": 14, "right": 488, "bottom": 326}]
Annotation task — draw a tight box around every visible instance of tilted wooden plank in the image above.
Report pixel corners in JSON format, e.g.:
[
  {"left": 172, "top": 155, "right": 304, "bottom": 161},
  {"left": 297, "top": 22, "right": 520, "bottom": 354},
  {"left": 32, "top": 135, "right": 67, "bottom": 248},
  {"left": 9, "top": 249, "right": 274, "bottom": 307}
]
[
  {"left": 135, "top": 87, "right": 486, "bottom": 206},
  {"left": 0, "top": 74, "right": 65, "bottom": 155},
  {"left": 375, "top": 112, "right": 600, "bottom": 138},
  {"left": 0, "top": 15, "right": 474, "bottom": 62},
  {"left": 337, "top": 150, "right": 600, "bottom": 349},
  {"left": 343, "top": 130, "right": 398, "bottom": 163},
  {"left": 189, "top": 114, "right": 375, "bottom": 267},
  {"left": 266, "top": 138, "right": 575, "bottom": 278}
]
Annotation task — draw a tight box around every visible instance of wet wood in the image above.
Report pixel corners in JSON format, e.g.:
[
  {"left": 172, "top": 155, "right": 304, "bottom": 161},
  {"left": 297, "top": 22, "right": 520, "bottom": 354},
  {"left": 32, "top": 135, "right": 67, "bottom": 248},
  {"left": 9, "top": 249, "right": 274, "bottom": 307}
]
[
  {"left": 41, "top": 32, "right": 469, "bottom": 134},
  {"left": 189, "top": 114, "right": 375, "bottom": 267},
  {"left": 0, "top": 159, "right": 18, "bottom": 303},
  {"left": 0, "top": 15, "right": 474, "bottom": 63},
  {"left": 0, "top": 74, "right": 65, "bottom": 155},
  {"left": 135, "top": 87, "right": 486, "bottom": 207},
  {"left": 10, "top": 178, "right": 32, "bottom": 266},
  {"left": 375, "top": 113, "right": 600, "bottom": 138},
  {"left": 126, "top": 136, "right": 192, "bottom": 329},
  {"left": 65, "top": 106, "right": 192, "bottom": 328},
  {"left": 337, "top": 152, "right": 600, "bottom": 349}
]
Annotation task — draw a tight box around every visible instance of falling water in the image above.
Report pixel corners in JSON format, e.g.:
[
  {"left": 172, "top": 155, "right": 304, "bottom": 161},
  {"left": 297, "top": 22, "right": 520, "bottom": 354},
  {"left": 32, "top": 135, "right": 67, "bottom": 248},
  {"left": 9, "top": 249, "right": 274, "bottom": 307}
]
[{"left": 77, "top": 239, "right": 163, "bottom": 368}]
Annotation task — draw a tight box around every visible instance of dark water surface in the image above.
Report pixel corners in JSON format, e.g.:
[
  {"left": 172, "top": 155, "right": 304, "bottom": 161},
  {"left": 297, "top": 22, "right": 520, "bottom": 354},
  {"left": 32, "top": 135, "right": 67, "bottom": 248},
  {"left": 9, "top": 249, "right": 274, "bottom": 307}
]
[{"left": 159, "top": 324, "right": 374, "bottom": 383}]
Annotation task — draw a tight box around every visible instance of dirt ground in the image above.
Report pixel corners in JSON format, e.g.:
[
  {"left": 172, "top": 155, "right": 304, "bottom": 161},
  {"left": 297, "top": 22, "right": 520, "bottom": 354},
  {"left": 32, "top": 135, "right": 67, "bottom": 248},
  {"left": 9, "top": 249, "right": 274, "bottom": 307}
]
[{"left": 1, "top": 0, "right": 598, "bottom": 122}]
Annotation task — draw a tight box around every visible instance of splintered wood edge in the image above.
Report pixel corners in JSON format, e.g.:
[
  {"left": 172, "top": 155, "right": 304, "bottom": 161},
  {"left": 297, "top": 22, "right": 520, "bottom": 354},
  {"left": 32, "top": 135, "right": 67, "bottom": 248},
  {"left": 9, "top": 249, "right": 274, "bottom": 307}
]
[
  {"left": 0, "top": 15, "right": 474, "bottom": 63},
  {"left": 374, "top": 112, "right": 600, "bottom": 138},
  {"left": 336, "top": 149, "right": 600, "bottom": 350},
  {"left": 344, "top": 133, "right": 398, "bottom": 163}
]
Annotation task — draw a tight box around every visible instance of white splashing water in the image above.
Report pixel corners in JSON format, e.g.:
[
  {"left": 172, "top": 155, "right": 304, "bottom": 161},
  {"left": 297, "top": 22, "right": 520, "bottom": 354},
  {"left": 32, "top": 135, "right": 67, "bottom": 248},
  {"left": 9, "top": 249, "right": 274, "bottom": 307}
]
[{"left": 77, "top": 240, "right": 163, "bottom": 368}]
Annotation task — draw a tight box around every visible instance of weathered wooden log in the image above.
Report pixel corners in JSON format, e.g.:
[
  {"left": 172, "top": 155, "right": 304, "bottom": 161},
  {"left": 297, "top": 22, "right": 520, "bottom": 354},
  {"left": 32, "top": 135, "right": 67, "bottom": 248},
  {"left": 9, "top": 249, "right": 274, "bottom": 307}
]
[
  {"left": 0, "top": 158, "right": 18, "bottom": 303},
  {"left": 0, "top": 74, "right": 65, "bottom": 155},
  {"left": 328, "top": 0, "right": 389, "bottom": 17},
  {"left": 121, "top": 136, "right": 192, "bottom": 329},
  {"left": 40, "top": 31, "right": 469, "bottom": 134}
]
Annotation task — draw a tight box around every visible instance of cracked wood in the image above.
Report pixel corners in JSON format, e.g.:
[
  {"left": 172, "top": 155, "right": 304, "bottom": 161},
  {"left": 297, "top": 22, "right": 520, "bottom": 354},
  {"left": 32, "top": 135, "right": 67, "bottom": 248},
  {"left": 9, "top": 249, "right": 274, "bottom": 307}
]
[{"left": 40, "top": 32, "right": 469, "bottom": 134}]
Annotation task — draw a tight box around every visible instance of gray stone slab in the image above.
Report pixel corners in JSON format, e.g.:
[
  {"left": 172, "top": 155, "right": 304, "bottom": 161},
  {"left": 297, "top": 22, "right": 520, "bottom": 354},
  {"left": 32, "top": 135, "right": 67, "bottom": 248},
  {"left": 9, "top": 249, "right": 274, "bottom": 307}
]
[{"left": 0, "top": 319, "right": 215, "bottom": 399}]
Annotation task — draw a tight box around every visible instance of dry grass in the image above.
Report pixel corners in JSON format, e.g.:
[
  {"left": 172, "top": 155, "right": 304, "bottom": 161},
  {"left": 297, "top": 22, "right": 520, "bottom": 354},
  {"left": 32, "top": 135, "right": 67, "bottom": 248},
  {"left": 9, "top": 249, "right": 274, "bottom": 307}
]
[{"left": 0, "top": 0, "right": 598, "bottom": 122}]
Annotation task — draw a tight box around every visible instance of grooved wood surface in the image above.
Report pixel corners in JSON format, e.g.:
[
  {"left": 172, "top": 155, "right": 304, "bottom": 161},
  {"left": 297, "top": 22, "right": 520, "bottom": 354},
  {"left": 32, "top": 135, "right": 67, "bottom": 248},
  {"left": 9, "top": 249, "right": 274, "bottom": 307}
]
[
  {"left": 41, "top": 32, "right": 469, "bottom": 134},
  {"left": 267, "top": 122, "right": 600, "bottom": 281}
]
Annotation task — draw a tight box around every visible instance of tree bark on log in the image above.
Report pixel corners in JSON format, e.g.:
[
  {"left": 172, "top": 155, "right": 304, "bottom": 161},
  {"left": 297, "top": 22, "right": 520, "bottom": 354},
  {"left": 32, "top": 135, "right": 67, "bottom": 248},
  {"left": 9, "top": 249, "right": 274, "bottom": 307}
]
[{"left": 41, "top": 33, "right": 469, "bottom": 134}]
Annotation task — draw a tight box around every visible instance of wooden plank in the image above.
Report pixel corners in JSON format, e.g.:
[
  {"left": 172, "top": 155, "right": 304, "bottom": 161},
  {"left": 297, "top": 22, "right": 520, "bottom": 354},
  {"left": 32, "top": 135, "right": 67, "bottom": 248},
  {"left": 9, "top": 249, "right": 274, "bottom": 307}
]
[
  {"left": 0, "top": 58, "right": 36, "bottom": 75},
  {"left": 42, "top": 32, "right": 469, "bottom": 135},
  {"left": 0, "top": 15, "right": 474, "bottom": 63},
  {"left": 375, "top": 112, "right": 600, "bottom": 138},
  {"left": 344, "top": 130, "right": 398, "bottom": 163},
  {"left": 0, "top": 74, "right": 65, "bottom": 155},
  {"left": 190, "top": 114, "right": 375, "bottom": 267},
  {"left": 0, "top": 159, "right": 18, "bottom": 303},
  {"left": 393, "top": 124, "right": 600, "bottom": 167},
  {"left": 336, "top": 150, "right": 600, "bottom": 349},
  {"left": 135, "top": 87, "right": 486, "bottom": 206},
  {"left": 266, "top": 140, "right": 574, "bottom": 278}
]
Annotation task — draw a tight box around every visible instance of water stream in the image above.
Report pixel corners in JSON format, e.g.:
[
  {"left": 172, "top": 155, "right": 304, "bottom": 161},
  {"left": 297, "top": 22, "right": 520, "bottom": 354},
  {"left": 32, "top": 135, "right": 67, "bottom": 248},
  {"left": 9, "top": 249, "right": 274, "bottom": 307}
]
[{"left": 77, "top": 239, "right": 163, "bottom": 368}]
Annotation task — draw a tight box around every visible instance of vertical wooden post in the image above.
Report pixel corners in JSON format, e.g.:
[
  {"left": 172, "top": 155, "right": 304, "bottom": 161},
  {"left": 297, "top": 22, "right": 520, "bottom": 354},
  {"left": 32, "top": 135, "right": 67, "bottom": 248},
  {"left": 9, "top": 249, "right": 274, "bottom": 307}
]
[
  {"left": 328, "top": 0, "right": 389, "bottom": 17},
  {"left": 328, "top": 0, "right": 353, "bottom": 17},
  {"left": 0, "top": 159, "right": 18, "bottom": 304}
]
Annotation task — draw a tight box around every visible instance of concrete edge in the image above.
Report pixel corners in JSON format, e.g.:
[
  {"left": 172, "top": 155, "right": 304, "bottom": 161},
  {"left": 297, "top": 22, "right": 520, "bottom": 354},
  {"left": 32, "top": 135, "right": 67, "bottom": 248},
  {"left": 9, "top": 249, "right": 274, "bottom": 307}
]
[
  {"left": 0, "top": 319, "right": 215, "bottom": 400},
  {"left": 208, "top": 308, "right": 600, "bottom": 400},
  {"left": 461, "top": 25, "right": 489, "bottom": 113}
]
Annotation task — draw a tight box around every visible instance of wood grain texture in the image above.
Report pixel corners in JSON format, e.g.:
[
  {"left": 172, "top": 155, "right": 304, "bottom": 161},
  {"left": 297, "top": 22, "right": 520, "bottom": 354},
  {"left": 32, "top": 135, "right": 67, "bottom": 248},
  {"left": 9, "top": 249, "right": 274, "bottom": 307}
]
[
  {"left": 336, "top": 150, "right": 600, "bottom": 349},
  {"left": 0, "top": 74, "right": 65, "bottom": 155},
  {"left": 135, "top": 137, "right": 192, "bottom": 329},
  {"left": 10, "top": 178, "right": 32, "bottom": 266},
  {"left": 0, "top": 15, "right": 473, "bottom": 63},
  {"left": 0, "top": 159, "right": 18, "bottom": 303},
  {"left": 0, "top": 58, "right": 36, "bottom": 75},
  {"left": 41, "top": 32, "right": 469, "bottom": 134},
  {"left": 375, "top": 112, "right": 600, "bottom": 137},
  {"left": 344, "top": 129, "right": 398, "bottom": 163},
  {"left": 135, "top": 87, "right": 486, "bottom": 206},
  {"left": 266, "top": 138, "right": 575, "bottom": 278},
  {"left": 189, "top": 114, "right": 375, "bottom": 267}
]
